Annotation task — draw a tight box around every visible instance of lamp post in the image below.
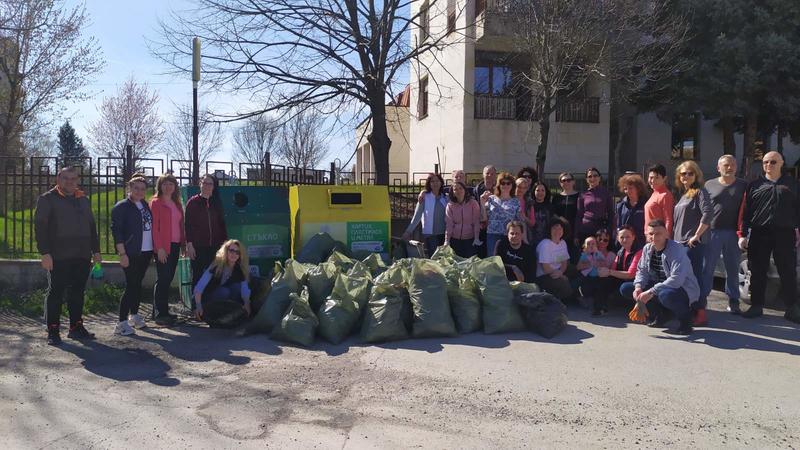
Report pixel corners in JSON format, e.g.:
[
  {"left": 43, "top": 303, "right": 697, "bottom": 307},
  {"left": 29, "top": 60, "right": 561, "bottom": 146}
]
[{"left": 191, "top": 37, "right": 201, "bottom": 185}]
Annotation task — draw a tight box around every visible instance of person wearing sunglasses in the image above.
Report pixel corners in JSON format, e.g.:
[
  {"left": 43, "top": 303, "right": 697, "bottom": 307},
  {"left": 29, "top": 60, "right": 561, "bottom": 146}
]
[
  {"left": 193, "top": 239, "right": 252, "bottom": 324},
  {"left": 480, "top": 172, "right": 522, "bottom": 256},
  {"left": 516, "top": 166, "right": 539, "bottom": 202},
  {"left": 553, "top": 172, "right": 580, "bottom": 261},
  {"left": 738, "top": 151, "right": 800, "bottom": 323},
  {"left": 576, "top": 167, "right": 614, "bottom": 246},
  {"left": 673, "top": 161, "right": 712, "bottom": 326}
]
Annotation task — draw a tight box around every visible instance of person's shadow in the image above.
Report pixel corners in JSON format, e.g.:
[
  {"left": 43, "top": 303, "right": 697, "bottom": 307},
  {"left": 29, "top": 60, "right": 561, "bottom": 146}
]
[{"left": 58, "top": 340, "right": 179, "bottom": 386}]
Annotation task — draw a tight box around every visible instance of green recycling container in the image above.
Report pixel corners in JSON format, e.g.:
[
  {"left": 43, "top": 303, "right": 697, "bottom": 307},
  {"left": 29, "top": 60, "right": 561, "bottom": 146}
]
[{"left": 179, "top": 185, "right": 291, "bottom": 309}]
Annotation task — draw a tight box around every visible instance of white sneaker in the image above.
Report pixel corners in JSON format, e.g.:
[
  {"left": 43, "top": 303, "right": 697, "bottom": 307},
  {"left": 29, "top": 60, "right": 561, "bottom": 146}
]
[
  {"left": 128, "top": 314, "right": 146, "bottom": 329},
  {"left": 114, "top": 321, "right": 135, "bottom": 336}
]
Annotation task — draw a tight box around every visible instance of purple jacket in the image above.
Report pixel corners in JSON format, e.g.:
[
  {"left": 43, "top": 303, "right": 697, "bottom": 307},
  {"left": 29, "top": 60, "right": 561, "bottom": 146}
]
[{"left": 576, "top": 185, "right": 614, "bottom": 238}]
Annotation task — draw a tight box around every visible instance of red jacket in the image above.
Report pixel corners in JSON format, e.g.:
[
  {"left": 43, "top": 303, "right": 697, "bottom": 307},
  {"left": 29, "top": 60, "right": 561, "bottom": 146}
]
[{"left": 150, "top": 197, "right": 185, "bottom": 255}]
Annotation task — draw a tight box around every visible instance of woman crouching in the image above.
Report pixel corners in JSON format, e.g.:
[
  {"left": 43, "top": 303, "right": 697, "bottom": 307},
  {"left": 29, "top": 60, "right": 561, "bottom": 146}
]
[{"left": 193, "top": 240, "right": 252, "bottom": 325}]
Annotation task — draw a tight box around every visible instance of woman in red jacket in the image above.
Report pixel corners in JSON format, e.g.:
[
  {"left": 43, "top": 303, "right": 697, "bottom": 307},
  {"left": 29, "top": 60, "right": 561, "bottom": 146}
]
[
  {"left": 185, "top": 174, "right": 228, "bottom": 299},
  {"left": 150, "top": 173, "right": 185, "bottom": 326}
]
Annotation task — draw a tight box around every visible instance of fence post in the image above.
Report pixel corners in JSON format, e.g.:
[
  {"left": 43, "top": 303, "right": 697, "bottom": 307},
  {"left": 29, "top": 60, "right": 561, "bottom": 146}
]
[
  {"left": 329, "top": 161, "right": 336, "bottom": 185},
  {"left": 263, "top": 151, "right": 272, "bottom": 187}
]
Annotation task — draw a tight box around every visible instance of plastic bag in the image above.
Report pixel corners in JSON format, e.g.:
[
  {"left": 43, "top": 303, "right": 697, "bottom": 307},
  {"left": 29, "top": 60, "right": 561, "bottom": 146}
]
[
  {"left": 375, "top": 258, "right": 412, "bottom": 285},
  {"left": 514, "top": 291, "right": 568, "bottom": 338},
  {"left": 327, "top": 250, "right": 356, "bottom": 273},
  {"left": 445, "top": 266, "right": 482, "bottom": 334},
  {"left": 510, "top": 281, "right": 541, "bottom": 297},
  {"left": 242, "top": 263, "right": 292, "bottom": 335},
  {"left": 296, "top": 233, "right": 337, "bottom": 264},
  {"left": 362, "top": 253, "right": 388, "bottom": 277},
  {"left": 360, "top": 284, "right": 411, "bottom": 343},
  {"left": 317, "top": 273, "right": 370, "bottom": 344},
  {"left": 347, "top": 260, "right": 373, "bottom": 282},
  {"left": 270, "top": 288, "right": 319, "bottom": 347},
  {"left": 431, "top": 245, "right": 463, "bottom": 266},
  {"left": 202, "top": 300, "right": 248, "bottom": 329},
  {"left": 469, "top": 256, "right": 525, "bottom": 334},
  {"left": 407, "top": 259, "right": 457, "bottom": 338},
  {"left": 305, "top": 262, "right": 339, "bottom": 311},
  {"left": 283, "top": 259, "right": 308, "bottom": 294}
]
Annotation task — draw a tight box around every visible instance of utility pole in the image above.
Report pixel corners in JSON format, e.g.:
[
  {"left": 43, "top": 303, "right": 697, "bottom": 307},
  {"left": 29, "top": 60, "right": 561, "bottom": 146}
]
[{"left": 191, "top": 37, "right": 201, "bottom": 185}]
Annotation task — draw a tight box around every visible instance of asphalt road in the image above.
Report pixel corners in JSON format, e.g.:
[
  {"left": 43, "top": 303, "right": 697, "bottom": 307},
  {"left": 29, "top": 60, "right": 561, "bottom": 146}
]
[{"left": 1, "top": 292, "right": 798, "bottom": 449}]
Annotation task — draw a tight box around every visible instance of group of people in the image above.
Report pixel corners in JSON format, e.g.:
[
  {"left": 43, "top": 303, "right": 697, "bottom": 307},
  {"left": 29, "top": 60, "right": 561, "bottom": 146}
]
[
  {"left": 403, "top": 152, "right": 800, "bottom": 335},
  {"left": 34, "top": 168, "right": 251, "bottom": 345},
  {"left": 33, "top": 149, "right": 799, "bottom": 345}
]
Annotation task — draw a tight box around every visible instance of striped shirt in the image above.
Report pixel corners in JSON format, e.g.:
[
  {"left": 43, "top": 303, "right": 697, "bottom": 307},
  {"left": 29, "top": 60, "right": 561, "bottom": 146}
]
[{"left": 649, "top": 248, "right": 667, "bottom": 284}]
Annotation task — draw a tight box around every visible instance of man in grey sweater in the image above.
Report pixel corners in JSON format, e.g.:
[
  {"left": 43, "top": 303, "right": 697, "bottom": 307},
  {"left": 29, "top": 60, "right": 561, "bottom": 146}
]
[
  {"left": 34, "top": 166, "right": 101, "bottom": 345},
  {"left": 702, "top": 155, "right": 747, "bottom": 314}
]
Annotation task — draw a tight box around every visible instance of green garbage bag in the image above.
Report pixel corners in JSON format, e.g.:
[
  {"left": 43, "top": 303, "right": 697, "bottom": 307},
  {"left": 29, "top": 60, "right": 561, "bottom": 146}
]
[
  {"left": 360, "top": 284, "right": 411, "bottom": 343},
  {"left": 327, "top": 250, "right": 356, "bottom": 273},
  {"left": 444, "top": 266, "right": 482, "bottom": 334},
  {"left": 347, "top": 260, "right": 373, "bottom": 282},
  {"left": 317, "top": 273, "right": 370, "bottom": 344},
  {"left": 331, "top": 240, "right": 351, "bottom": 257},
  {"left": 375, "top": 258, "right": 412, "bottom": 285},
  {"left": 431, "top": 245, "right": 464, "bottom": 266},
  {"left": 510, "top": 281, "right": 542, "bottom": 297},
  {"left": 271, "top": 288, "right": 319, "bottom": 347},
  {"left": 296, "top": 232, "right": 337, "bottom": 264},
  {"left": 407, "top": 259, "right": 457, "bottom": 338},
  {"left": 305, "top": 262, "right": 339, "bottom": 311},
  {"left": 469, "top": 256, "right": 525, "bottom": 334},
  {"left": 243, "top": 263, "right": 292, "bottom": 335},
  {"left": 284, "top": 259, "right": 308, "bottom": 294},
  {"left": 362, "top": 253, "right": 388, "bottom": 277}
]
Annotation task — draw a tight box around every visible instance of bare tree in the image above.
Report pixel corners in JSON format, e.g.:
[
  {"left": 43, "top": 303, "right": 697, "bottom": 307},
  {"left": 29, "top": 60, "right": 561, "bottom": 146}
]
[
  {"left": 0, "top": 0, "right": 103, "bottom": 159},
  {"left": 503, "top": 0, "right": 690, "bottom": 175},
  {"left": 163, "top": 104, "right": 223, "bottom": 170},
  {"left": 276, "top": 109, "right": 329, "bottom": 169},
  {"left": 88, "top": 77, "right": 164, "bottom": 162},
  {"left": 154, "top": 0, "right": 462, "bottom": 185},
  {"left": 232, "top": 114, "right": 280, "bottom": 166}
]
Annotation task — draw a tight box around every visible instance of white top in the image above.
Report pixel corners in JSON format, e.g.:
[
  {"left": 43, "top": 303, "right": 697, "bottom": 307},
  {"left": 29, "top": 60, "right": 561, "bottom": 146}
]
[
  {"left": 536, "top": 238, "right": 570, "bottom": 277},
  {"left": 138, "top": 201, "right": 154, "bottom": 252}
]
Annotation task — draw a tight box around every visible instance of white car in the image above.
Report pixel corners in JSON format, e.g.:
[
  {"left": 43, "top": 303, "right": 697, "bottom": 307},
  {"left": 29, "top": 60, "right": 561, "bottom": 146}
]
[{"left": 715, "top": 252, "right": 800, "bottom": 304}]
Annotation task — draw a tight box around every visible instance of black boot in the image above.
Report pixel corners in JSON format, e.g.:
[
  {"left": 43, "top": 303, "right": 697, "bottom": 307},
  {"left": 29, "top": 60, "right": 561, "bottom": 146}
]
[
  {"left": 47, "top": 325, "right": 62, "bottom": 346},
  {"left": 742, "top": 305, "right": 763, "bottom": 319}
]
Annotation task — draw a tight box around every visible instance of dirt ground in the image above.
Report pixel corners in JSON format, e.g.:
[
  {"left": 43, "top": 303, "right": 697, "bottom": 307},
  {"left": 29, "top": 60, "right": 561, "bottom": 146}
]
[{"left": 1, "top": 292, "right": 798, "bottom": 449}]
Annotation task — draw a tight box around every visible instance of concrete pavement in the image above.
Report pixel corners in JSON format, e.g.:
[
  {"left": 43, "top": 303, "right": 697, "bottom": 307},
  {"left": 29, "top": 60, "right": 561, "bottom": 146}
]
[{"left": 1, "top": 292, "right": 798, "bottom": 449}]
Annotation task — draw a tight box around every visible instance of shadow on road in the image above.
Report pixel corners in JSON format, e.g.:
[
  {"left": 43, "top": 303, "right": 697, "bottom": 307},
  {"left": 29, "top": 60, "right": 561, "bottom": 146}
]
[{"left": 58, "top": 340, "right": 179, "bottom": 386}]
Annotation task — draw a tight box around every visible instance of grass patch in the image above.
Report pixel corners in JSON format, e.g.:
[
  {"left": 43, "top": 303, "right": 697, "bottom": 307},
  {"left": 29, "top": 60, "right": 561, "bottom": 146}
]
[{"left": 0, "top": 281, "right": 125, "bottom": 318}]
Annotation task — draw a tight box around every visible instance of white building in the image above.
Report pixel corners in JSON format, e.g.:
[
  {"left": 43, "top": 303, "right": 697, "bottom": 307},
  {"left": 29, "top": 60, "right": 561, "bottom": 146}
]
[
  {"left": 397, "top": 0, "right": 800, "bottom": 182},
  {"left": 354, "top": 87, "right": 411, "bottom": 184}
]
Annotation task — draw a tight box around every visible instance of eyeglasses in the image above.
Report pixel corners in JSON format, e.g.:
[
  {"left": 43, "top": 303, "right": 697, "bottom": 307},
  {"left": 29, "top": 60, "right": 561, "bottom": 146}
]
[
  {"left": 679, "top": 171, "right": 694, "bottom": 176},
  {"left": 763, "top": 160, "right": 779, "bottom": 165},
  {"left": 227, "top": 248, "right": 240, "bottom": 255},
  {"left": 586, "top": 174, "right": 600, "bottom": 179},
  {"left": 597, "top": 238, "right": 609, "bottom": 242},
  {"left": 560, "top": 178, "right": 574, "bottom": 182},
  {"left": 500, "top": 181, "right": 513, "bottom": 186}
]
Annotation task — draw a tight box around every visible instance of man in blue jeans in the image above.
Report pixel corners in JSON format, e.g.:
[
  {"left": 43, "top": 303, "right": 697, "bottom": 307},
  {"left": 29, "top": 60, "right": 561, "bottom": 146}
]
[
  {"left": 702, "top": 155, "right": 747, "bottom": 314},
  {"left": 621, "top": 219, "right": 700, "bottom": 335}
]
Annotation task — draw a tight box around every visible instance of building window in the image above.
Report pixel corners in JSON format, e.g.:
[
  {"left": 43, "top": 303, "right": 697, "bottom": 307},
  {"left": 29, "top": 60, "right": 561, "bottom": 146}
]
[
  {"left": 447, "top": 0, "right": 456, "bottom": 35},
  {"left": 419, "top": 1, "right": 430, "bottom": 43},
  {"left": 671, "top": 113, "right": 700, "bottom": 160},
  {"left": 418, "top": 76, "right": 429, "bottom": 119},
  {"left": 474, "top": 66, "right": 512, "bottom": 95}
]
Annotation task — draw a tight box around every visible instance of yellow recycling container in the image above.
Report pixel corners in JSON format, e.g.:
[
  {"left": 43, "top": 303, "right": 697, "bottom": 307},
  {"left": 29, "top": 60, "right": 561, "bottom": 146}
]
[{"left": 290, "top": 185, "right": 391, "bottom": 260}]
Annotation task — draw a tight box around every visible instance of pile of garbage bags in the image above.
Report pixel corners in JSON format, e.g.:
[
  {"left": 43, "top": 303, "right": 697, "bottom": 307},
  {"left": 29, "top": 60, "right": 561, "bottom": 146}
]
[{"left": 243, "top": 233, "right": 568, "bottom": 346}]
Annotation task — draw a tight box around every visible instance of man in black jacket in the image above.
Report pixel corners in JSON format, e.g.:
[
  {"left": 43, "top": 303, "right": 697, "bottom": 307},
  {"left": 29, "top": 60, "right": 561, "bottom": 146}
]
[
  {"left": 738, "top": 152, "right": 800, "bottom": 322},
  {"left": 34, "top": 166, "right": 101, "bottom": 345}
]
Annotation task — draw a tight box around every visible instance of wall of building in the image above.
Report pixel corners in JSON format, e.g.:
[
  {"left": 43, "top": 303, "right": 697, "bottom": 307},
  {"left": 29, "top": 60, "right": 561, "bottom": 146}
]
[{"left": 354, "top": 106, "right": 411, "bottom": 184}]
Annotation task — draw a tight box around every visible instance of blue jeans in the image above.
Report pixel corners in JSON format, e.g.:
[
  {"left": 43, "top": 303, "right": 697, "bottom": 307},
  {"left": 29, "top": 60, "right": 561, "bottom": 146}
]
[
  {"left": 487, "top": 233, "right": 504, "bottom": 256},
  {"left": 620, "top": 282, "right": 692, "bottom": 324},
  {"left": 423, "top": 234, "right": 445, "bottom": 258},
  {"left": 201, "top": 283, "right": 244, "bottom": 306},
  {"left": 686, "top": 243, "right": 706, "bottom": 309},
  {"left": 702, "top": 229, "right": 740, "bottom": 305}
]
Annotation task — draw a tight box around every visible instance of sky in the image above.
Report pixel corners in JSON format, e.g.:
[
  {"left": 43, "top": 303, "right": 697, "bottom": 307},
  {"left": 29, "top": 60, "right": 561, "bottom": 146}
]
[{"left": 62, "top": 0, "right": 355, "bottom": 174}]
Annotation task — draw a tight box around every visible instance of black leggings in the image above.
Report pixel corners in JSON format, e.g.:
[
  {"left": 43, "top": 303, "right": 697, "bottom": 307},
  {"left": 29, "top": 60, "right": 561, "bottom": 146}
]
[
  {"left": 45, "top": 258, "right": 91, "bottom": 328},
  {"left": 119, "top": 251, "right": 152, "bottom": 322},
  {"left": 153, "top": 243, "right": 180, "bottom": 318},
  {"left": 191, "top": 245, "right": 219, "bottom": 288}
]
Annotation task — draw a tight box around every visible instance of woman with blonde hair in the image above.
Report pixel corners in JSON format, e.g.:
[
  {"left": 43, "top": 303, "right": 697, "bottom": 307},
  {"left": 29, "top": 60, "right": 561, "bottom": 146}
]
[
  {"left": 150, "top": 173, "right": 185, "bottom": 326},
  {"left": 480, "top": 171, "right": 522, "bottom": 255},
  {"left": 673, "top": 160, "right": 712, "bottom": 326},
  {"left": 193, "top": 239, "right": 252, "bottom": 324}
]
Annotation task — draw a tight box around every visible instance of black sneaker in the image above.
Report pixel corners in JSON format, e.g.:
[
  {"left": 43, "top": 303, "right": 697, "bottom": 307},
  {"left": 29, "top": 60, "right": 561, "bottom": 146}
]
[
  {"left": 741, "top": 306, "right": 763, "bottom": 319},
  {"left": 727, "top": 302, "right": 741, "bottom": 315},
  {"left": 591, "top": 308, "right": 607, "bottom": 317},
  {"left": 47, "top": 327, "right": 62, "bottom": 346},
  {"left": 154, "top": 314, "right": 176, "bottom": 326},
  {"left": 647, "top": 316, "right": 668, "bottom": 328},
  {"left": 668, "top": 323, "right": 693, "bottom": 336},
  {"left": 67, "top": 322, "right": 96, "bottom": 340}
]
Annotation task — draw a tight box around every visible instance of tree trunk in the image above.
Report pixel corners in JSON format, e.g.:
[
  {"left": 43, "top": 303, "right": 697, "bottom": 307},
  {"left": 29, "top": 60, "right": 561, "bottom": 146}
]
[
  {"left": 720, "top": 115, "right": 736, "bottom": 155},
  {"left": 367, "top": 102, "right": 392, "bottom": 186},
  {"left": 536, "top": 101, "right": 552, "bottom": 177},
  {"left": 740, "top": 113, "right": 758, "bottom": 179},
  {"left": 777, "top": 123, "right": 784, "bottom": 154}
]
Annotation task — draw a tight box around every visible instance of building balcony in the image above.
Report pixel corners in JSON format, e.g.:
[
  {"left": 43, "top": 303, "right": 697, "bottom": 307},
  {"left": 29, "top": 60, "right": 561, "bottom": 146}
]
[
  {"left": 555, "top": 97, "right": 600, "bottom": 123},
  {"left": 475, "top": 94, "right": 601, "bottom": 123},
  {"left": 474, "top": 0, "right": 514, "bottom": 46}
]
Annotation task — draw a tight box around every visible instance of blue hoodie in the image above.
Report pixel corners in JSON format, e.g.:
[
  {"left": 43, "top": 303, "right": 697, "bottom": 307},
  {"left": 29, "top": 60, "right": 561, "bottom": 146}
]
[{"left": 634, "top": 239, "right": 700, "bottom": 303}]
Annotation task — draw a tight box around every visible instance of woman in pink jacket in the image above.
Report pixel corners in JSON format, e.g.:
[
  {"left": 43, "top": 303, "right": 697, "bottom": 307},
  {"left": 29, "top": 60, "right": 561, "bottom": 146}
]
[
  {"left": 444, "top": 181, "right": 482, "bottom": 257},
  {"left": 150, "top": 173, "right": 186, "bottom": 326}
]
